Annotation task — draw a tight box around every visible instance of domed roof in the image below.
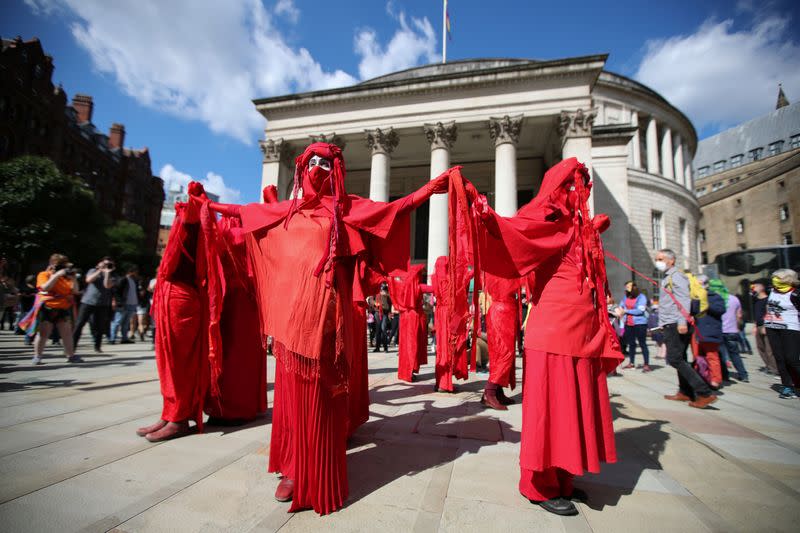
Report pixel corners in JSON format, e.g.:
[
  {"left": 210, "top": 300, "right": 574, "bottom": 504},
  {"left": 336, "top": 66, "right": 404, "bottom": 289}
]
[{"left": 359, "top": 58, "right": 538, "bottom": 86}]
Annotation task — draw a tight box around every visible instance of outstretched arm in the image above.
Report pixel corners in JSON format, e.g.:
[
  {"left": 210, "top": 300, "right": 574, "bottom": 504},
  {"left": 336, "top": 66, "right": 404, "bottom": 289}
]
[
  {"left": 187, "top": 181, "right": 243, "bottom": 218},
  {"left": 396, "top": 167, "right": 459, "bottom": 213}
]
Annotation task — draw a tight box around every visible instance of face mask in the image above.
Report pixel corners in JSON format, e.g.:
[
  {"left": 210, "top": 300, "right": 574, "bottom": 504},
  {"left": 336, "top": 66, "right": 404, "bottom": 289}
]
[
  {"left": 307, "top": 165, "right": 331, "bottom": 192},
  {"left": 772, "top": 276, "right": 794, "bottom": 293},
  {"left": 655, "top": 260, "right": 667, "bottom": 272}
]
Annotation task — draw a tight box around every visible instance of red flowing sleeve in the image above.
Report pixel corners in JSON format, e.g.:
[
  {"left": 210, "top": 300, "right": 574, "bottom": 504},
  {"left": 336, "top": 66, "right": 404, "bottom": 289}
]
[{"left": 477, "top": 203, "right": 572, "bottom": 280}]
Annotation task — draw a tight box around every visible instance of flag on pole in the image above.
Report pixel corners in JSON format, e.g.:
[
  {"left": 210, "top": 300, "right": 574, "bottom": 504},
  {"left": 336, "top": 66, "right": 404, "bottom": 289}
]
[{"left": 446, "top": 6, "right": 452, "bottom": 40}]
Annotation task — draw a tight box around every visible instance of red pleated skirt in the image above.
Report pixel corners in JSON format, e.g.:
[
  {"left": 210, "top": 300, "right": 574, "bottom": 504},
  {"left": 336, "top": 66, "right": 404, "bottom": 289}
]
[
  {"left": 155, "top": 281, "right": 206, "bottom": 424},
  {"left": 268, "top": 342, "right": 349, "bottom": 515},
  {"left": 205, "top": 285, "right": 267, "bottom": 420},
  {"left": 519, "top": 350, "right": 616, "bottom": 479}
]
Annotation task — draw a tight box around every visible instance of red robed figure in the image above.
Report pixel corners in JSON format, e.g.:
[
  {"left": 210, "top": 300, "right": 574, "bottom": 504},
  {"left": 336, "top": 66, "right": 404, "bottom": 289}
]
[
  {"left": 483, "top": 273, "right": 520, "bottom": 389},
  {"left": 474, "top": 157, "right": 623, "bottom": 508},
  {"left": 202, "top": 142, "right": 448, "bottom": 515},
  {"left": 203, "top": 206, "right": 267, "bottom": 422},
  {"left": 387, "top": 264, "right": 431, "bottom": 382}
]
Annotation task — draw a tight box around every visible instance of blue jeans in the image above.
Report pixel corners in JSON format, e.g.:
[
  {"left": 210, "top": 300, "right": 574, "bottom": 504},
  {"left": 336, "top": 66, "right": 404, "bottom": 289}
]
[
  {"left": 110, "top": 304, "right": 136, "bottom": 342},
  {"left": 720, "top": 333, "right": 748, "bottom": 381}
]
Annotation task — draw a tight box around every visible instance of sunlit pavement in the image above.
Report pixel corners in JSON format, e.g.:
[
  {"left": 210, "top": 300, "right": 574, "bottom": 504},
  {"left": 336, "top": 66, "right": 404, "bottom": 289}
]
[{"left": 0, "top": 329, "right": 798, "bottom": 532}]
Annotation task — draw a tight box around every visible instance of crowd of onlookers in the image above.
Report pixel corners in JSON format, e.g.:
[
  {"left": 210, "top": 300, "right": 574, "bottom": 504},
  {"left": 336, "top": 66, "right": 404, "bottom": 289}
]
[
  {"left": 606, "top": 249, "right": 800, "bottom": 406},
  {"left": 0, "top": 254, "right": 156, "bottom": 365}
]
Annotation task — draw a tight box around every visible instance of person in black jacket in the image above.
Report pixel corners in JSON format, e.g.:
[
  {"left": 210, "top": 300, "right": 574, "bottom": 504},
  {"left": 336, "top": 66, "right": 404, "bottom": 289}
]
[
  {"left": 109, "top": 266, "right": 139, "bottom": 344},
  {"left": 751, "top": 280, "right": 778, "bottom": 375}
]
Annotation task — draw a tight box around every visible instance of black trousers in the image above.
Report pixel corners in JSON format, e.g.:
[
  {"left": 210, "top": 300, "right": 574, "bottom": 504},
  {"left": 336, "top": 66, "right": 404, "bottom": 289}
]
[
  {"left": 766, "top": 328, "right": 800, "bottom": 388},
  {"left": 663, "top": 323, "right": 711, "bottom": 399},
  {"left": 623, "top": 323, "right": 650, "bottom": 365},
  {"left": 72, "top": 303, "right": 112, "bottom": 350}
]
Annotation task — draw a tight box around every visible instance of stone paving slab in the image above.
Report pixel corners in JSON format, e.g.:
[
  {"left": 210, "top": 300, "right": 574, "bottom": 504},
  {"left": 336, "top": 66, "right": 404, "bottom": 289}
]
[{"left": 0, "top": 331, "right": 799, "bottom": 532}]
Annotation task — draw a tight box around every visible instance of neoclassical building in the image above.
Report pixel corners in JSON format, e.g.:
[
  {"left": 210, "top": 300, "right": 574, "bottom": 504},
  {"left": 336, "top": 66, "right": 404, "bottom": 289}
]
[{"left": 253, "top": 56, "right": 699, "bottom": 292}]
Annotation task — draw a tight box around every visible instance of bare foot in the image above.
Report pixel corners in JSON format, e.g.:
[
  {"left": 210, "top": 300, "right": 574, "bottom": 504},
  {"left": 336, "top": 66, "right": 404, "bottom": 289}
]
[
  {"left": 136, "top": 419, "right": 167, "bottom": 437},
  {"left": 145, "top": 421, "right": 193, "bottom": 442}
]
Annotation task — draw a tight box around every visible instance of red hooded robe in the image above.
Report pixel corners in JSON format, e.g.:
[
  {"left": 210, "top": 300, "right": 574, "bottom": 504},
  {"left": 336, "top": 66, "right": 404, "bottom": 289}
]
[
  {"left": 475, "top": 157, "right": 623, "bottom": 501},
  {"left": 483, "top": 273, "right": 520, "bottom": 389},
  {"left": 235, "top": 143, "right": 429, "bottom": 515},
  {"left": 387, "top": 264, "right": 431, "bottom": 382}
]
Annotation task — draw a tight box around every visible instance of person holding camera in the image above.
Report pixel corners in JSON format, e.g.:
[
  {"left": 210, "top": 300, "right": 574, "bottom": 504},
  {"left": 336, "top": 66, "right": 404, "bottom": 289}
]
[
  {"left": 31, "top": 253, "right": 80, "bottom": 364},
  {"left": 109, "top": 265, "right": 139, "bottom": 344},
  {"left": 72, "top": 257, "right": 117, "bottom": 353}
]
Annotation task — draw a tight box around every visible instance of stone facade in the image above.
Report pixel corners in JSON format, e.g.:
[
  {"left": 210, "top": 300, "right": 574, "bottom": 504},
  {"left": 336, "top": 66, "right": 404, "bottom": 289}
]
[
  {"left": 252, "top": 57, "right": 699, "bottom": 289},
  {"left": 0, "top": 36, "right": 164, "bottom": 255},
  {"left": 697, "top": 149, "right": 800, "bottom": 263}
]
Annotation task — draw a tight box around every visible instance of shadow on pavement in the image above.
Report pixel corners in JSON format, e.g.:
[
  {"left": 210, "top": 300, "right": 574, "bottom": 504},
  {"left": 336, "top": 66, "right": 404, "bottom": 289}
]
[{"left": 577, "top": 399, "right": 670, "bottom": 510}]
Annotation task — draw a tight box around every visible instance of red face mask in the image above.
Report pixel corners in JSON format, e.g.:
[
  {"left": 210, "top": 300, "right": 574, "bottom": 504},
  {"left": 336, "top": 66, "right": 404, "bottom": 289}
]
[{"left": 307, "top": 165, "right": 331, "bottom": 194}]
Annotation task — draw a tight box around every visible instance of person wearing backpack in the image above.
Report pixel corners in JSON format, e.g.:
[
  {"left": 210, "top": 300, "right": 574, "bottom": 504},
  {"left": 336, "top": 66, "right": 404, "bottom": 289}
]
[
  {"left": 691, "top": 275, "right": 726, "bottom": 389},
  {"left": 655, "top": 249, "right": 716, "bottom": 408}
]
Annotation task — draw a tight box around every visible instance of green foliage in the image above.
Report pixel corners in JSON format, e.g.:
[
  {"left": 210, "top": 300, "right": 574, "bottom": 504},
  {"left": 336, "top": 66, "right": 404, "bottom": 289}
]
[
  {"left": 0, "top": 156, "right": 108, "bottom": 271},
  {"left": 105, "top": 220, "right": 145, "bottom": 268}
]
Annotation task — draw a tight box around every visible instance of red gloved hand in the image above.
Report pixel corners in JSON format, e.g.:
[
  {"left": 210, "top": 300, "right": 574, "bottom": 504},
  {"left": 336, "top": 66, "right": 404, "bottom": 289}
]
[
  {"left": 188, "top": 181, "right": 206, "bottom": 198},
  {"left": 428, "top": 168, "right": 451, "bottom": 195},
  {"left": 262, "top": 185, "right": 279, "bottom": 204},
  {"left": 592, "top": 213, "right": 611, "bottom": 234}
]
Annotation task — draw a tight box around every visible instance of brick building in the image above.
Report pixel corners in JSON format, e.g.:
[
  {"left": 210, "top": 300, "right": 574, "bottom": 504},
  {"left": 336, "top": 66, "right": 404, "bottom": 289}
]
[
  {"left": 694, "top": 96, "right": 800, "bottom": 264},
  {"left": 0, "top": 36, "right": 164, "bottom": 254}
]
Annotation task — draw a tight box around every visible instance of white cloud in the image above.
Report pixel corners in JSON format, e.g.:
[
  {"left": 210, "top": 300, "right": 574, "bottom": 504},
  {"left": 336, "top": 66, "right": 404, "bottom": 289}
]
[
  {"left": 635, "top": 16, "right": 800, "bottom": 132},
  {"left": 274, "top": 0, "right": 299, "bottom": 24},
  {"left": 27, "top": 0, "right": 440, "bottom": 143},
  {"left": 355, "top": 9, "right": 439, "bottom": 80},
  {"left": 27, "top": 0, "right": 356, "bottom": 144},
  {"left": 160, "top": 163, "right": 241, "bottom": 204}
]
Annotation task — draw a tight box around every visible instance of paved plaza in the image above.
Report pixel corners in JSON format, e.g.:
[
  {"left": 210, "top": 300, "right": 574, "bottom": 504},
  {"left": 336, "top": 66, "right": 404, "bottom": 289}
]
[{"left": 0, "top": 329, "right": 798, "bottom": 532}]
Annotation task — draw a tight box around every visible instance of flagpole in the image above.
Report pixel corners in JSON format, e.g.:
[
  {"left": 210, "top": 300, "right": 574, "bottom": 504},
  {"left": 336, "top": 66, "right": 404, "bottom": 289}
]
[{"left": 442, "top": 0, "right": 447, "bottom": 64}]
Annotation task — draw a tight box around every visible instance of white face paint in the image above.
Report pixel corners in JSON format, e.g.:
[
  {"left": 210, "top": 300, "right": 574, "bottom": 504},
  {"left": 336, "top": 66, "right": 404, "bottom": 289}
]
[{"left": 308, "top": 155, "right": 332, "bottom": 172}]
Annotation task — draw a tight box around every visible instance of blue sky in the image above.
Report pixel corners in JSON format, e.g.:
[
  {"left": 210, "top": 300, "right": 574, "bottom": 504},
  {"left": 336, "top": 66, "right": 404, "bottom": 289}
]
[{"left": 2, "top": 0, "right": 799, "bottom": 203}]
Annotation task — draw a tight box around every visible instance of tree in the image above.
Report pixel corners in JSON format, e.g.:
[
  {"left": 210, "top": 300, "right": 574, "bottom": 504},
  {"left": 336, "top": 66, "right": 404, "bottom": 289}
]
[
  {"left": 105, "top": 220, "right": 146, "bottom": 268},
  {"left": 0, "top": 156, "right": 107, "bottom": 274}
]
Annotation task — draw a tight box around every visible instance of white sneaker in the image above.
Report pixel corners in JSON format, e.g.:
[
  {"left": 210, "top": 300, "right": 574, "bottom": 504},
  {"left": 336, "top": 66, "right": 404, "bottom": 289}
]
[
  {"left": 773, "top": 375, "right": 782, "bottom": 381},
  {"left": 31, "top": 356, "right": 43, "bottom": 365}
]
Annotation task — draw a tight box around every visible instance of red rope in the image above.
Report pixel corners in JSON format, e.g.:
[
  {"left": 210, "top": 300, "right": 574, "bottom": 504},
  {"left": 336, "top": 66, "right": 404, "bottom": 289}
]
[{"left": 604, "top": 250, "right": 695, "bottom": 327}]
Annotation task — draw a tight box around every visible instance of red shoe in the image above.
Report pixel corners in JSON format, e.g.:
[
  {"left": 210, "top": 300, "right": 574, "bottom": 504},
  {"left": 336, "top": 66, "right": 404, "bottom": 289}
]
[
  {"left": 664, "top": 392, "right": 691, "bottom": 402},
  {"left": 480, "top": 390, "right": 508, "bottom": 411},
  {"left": 145, "top": 421, "right": 193, "bottom": 442},
  {"left": 275, "top": 477, "right": 294, "bottom": 502},
  {"left": 642, "top": 365, "right": 652, "bottom": 373},
  {"left": 136, "top": 419, "right": 167, "bottom": 437},
  {"left": 689, "top": 395, "right": 718, "bottom": 409},
  {"left": 623, "top": 363, "right": 635, "bottom": 369}
]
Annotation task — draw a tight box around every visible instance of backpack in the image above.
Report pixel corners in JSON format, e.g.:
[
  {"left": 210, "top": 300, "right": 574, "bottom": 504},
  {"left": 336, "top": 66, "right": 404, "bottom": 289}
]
[{"left": 686, "top": 273, "right": 708, "bottom": 317}]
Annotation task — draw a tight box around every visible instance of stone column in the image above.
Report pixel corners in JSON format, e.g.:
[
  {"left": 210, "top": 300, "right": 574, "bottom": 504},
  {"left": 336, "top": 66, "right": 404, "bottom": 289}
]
[
  {"left": 423, "top": 121, "right": 457, "bottom": 279},
  {"left": 259, "top": 138, "right": 284, "bottom": 202},
  {"left": 559, "top": 109, "right": 595, "bottom": 211},
  {"left": 630, "top": 112, "right": 642, "bottom": 169},
  {"left": 365, "top": 128, "right": 399, "bottom": 202},
  {"left": 661, "top": 126, "right": 674, "bottom": 180},
  {"left": 646, "top": 117, "right": 660, "bottom": 175},
  {"left": 673, "top": 134, "right": 685, "bottom": 186},
  {"left": 489, "top": 115, "right": 523, "bottom": 217},
  {"left": 684, "top": 154, "right": 693, "bottom": 190}
]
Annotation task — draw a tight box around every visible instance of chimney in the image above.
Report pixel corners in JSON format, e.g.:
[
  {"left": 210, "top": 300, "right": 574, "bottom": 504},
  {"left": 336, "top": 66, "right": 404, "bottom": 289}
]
[
  {"left": 72, "top": 94, "right": 93, "bottom": 124},
  {"left": 109, "top": 123, "right": 126, "bottom": 150}
]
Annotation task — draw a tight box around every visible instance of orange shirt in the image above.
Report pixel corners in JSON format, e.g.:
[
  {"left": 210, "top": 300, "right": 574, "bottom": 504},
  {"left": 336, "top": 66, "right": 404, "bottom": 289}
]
[{"left": 36, "top": 271, "right": 74, "bottom": 309}]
